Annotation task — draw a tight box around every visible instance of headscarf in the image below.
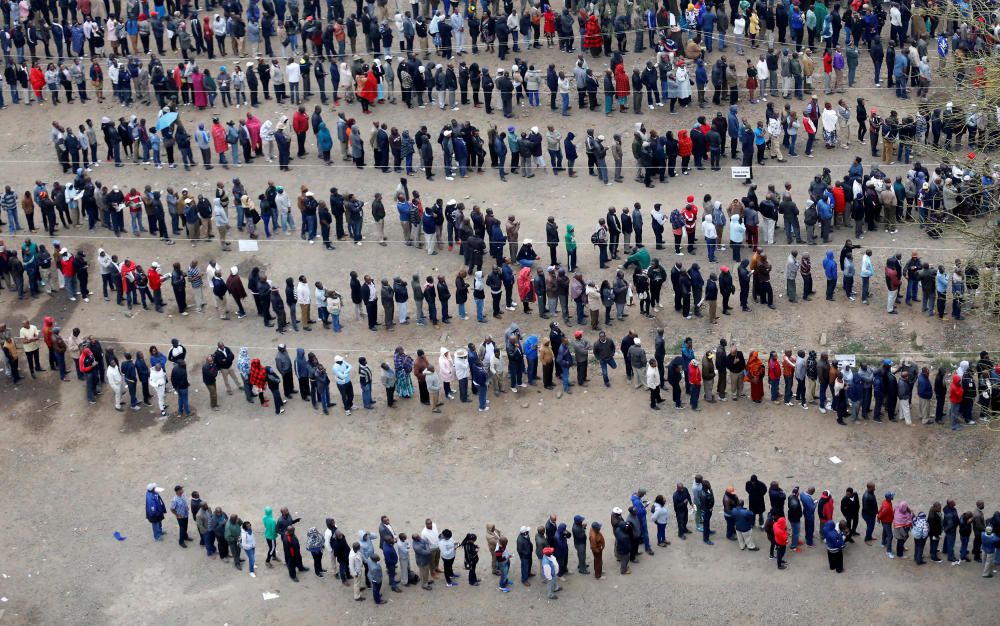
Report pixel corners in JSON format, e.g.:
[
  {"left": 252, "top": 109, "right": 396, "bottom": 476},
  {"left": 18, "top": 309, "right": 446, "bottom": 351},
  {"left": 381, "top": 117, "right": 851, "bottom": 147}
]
[
  {"left": 957, "top": 360, "right": 969, "bottom": 376},
  {"left": 249, "top": 358, "right": 267, "bottom": 388},
  {"left": 746, "top": 350, "right": 764, "bottom": 378},
  {"left": 237, "top": 347, "right": 251, "bottom": 378},
  {"left": 306, "top": 527, "right": 324, "bottom": 551},
  {"left": 893, "top": 501, "right": 913, "bottom": 528}
]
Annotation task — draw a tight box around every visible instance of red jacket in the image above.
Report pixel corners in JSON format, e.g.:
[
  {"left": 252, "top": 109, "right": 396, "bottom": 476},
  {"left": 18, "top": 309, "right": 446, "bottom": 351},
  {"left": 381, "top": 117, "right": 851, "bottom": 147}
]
[
  {"left": 688, "top": 362, "right": 702, "bottom": 386},
  {"left": 818, "top": 496, "right": 834, "bottom": 522},
  {"left": 60, "top": 255, "right": 75, "bottom": 277},
  {"left": 120, "top": 260, "right": 136, "bottom": 292},
  {"left": 614, "top": 65, "right": 630, "bottom": 98},
  {"left": 677, "top": 130, "right": 692, "bottom": 157},
  {"left": 292, "top": 110, "right": 310, "bottom": 134},
  {"left": 774, "top": 517, "right": 789, "bottom": 545},
  {"left": 949, "top": 373, "right": 963, "bottom": 404},
  {"left": 877, "top": 498, "right": 895, "bottom": 523},
  {"left": 79, "top": 347, "right": 95, "bottom": 373},
  {"left": 768, "top": 358, "right": 781, "bottom": 381},
  {"left": 211, "top": 122, "right": 228, "bottom": 154},
  {"left": 148, "top": 267, "right": 162, "bottom": 291},
  {"left": 583, "top": 15, "right": 602, "bottom": 49},
  {"left": 832, "top": 186, "right": 846, "bottom": 214}
]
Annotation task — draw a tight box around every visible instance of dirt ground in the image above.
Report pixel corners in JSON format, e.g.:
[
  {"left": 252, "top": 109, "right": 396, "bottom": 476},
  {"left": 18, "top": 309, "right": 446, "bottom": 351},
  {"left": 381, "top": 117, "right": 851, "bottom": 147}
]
[{"left": 0, "top": 40, "right": 998, "bottom": 625}]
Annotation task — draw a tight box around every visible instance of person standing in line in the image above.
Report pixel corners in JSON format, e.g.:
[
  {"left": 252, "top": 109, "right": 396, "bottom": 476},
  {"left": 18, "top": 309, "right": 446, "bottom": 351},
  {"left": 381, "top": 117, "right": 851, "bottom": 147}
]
[
  {"left": 262, "top": 506, "right": 280, "bottom": 567},
  {"left": 733, "top": 500, "right": 759, "bottom": 551},
  {"left": 368, "top": 554, "right": 385, "bottom": 605},
  {"left": 170, "top": 485, "right": 193, "bottom": 548},
  {"left": 350, "top": 541, "right": 367, "bottom": 599},
  {"left": 461, "top": 533, "right": 480, "bottom": 586},
  {"left": 589, "top": 521, "right": 606, "bottom": 580},
  {"left": 541, "top": 546, "right": 560, "bottom": 599},
  {"left": 701, "top": 480, "right": 716, "bottom": 545},
  {"left": 773, "top": 510, "right": 789, "bottom": 569},
  {"left": 241, "top": 521, "right": 257, "bottom": 578},
  {"left": 495, "top": 536, "right": 512, "bottom": 592},
  {"left": 144, "top": 483, "right": 167, "bottom": 541},
  {"left": 281, "top": 526, "right": 308, "bottom": 582},
  {"left": 516, "top": 526, "right": 533, "bottom": 586}
]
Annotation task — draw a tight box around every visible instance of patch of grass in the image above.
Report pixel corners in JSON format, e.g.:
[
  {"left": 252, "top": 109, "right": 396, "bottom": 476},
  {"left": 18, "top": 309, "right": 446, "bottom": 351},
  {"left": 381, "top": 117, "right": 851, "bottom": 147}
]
[{"left": 837, "top": 340, "right": 867, "bottom": 355}]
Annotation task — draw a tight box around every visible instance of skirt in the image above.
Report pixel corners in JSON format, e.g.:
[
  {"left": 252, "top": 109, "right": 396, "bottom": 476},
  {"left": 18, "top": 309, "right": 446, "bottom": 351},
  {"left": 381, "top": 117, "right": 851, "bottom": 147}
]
[{"left": 396, "top": 371, "right": 414, "bottom": 397}]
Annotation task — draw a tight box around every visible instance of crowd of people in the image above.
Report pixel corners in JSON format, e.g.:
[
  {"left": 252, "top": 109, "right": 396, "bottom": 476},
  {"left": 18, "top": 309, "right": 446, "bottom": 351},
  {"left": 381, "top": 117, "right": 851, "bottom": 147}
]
[
  {"left": 142, "top": 475, "right": 1000, "bottom": 605},
  {"left": 2, "top": 297, "right": 999, "bottom": 428},
  {"left": 2, "top": 145, "right": 997, "bottom": 334},
  {"left": 5, "top": 0, "right": 994, "bottom": 182}
]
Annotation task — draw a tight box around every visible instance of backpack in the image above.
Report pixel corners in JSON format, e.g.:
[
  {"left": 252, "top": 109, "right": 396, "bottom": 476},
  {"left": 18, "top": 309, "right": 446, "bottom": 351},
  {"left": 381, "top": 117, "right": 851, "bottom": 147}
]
[{"left": 590, "top": 229, "right": 600, "bottom": 245}]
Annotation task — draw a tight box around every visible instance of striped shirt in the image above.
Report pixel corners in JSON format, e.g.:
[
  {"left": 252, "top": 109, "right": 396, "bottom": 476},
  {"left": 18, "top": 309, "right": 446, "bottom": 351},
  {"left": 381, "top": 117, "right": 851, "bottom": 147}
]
[{"left": 187, "top": 266, "right": 203, "bottom": 289}]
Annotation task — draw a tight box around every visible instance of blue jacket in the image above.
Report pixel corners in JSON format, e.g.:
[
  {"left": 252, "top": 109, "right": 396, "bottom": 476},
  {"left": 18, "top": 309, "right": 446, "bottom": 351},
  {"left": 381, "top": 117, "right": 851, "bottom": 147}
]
[
  {"left": 800, "top": 492, "right": 817, "bottom": 519},
  {"left": 523, "top": 335, "right": 539, "bottom": 360},
  {"left": 822, "top": 251, "right": 838, "bottom": 279},
  {"left": 733, "top": 507, "right": 755, "bottom": 532},
  {"left": 917, "top": 373, "right": 933, "bottom": 399},
  {"left": 630, "top": 493, "right": 647, "bottom": 519},
  {"left": 145, "top": 490, "right": 166, "bottom": 522},
  {"left": 821, "top": 520, "right": 845, "bottom": 550},
  {"left": 817, "top": 195, "right": 833, "bottom": 221},
  {"left": 727, "top": 106, "right": 740, "bottom": 139}
]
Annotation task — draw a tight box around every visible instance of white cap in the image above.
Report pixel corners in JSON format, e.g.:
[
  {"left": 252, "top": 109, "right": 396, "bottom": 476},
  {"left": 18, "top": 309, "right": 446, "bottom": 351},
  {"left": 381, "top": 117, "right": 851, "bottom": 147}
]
[
  {"left": 519, "top": 526, "right": 531, "bottom": 534},
  {"left": 633, "top": 338, "right": 641, "bottom": 345},
  {"left": 150, "top": 261, "right": 160, "bottom": 269},
  {"left": 230, "top": 266, "right": 238, "bottom": 274},
  {"left": 612, "top": 506, "right": 623, "bottom": 514},
  {"left": 334, "top": 355, "right": 344, "bottom": 363}
]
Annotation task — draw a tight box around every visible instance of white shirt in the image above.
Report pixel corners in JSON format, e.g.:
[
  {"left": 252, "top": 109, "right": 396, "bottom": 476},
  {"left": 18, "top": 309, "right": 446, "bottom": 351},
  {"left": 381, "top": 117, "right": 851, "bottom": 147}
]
[
  {"left": 295, "top": 282, "right": 311, "bottom": 305},
  {"left": 733, "top": 17, "right": 746, "bottom": 36},
  {"left": 286, "top": 62, "right": 301, "bottom": 84},
  {"left": 150, "top": 368, "right": 166, "bottom": 387},
  {"left": 421, "top": 524, "right": 439, "bottom": 548}
]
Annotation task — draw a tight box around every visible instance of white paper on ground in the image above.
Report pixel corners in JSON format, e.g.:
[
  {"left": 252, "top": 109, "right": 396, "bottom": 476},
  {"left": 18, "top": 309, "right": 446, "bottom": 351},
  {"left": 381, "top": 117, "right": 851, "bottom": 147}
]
[
  {"left": 829, "top": 456, "right": 842, "bottom": 464},
  {"left": 238, "top": 240, "right": 259, "bottom": 252}
]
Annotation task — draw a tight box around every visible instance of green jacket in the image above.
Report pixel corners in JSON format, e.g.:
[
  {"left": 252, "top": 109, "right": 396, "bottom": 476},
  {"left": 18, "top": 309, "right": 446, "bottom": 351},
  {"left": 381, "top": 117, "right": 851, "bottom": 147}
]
[
  {"left": 626, "top": 246, "right": 651, "bottom": 269},
  {"left": 225, "top": 520, "right": 242, "bottom": 543},
  {"left": 263, "top": 507, "right": 277, "bottom": 540},
  {"left": 565, "top": 225, "right": 577, "bottom": 253}
]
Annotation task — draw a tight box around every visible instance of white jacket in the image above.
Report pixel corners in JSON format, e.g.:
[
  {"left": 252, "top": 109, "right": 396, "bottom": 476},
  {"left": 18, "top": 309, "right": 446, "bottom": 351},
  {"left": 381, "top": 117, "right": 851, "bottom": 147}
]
[
  {"left": 701, "top": 216, "right": 717, "bottom": 240},
  {"left": 150, "top": 368, "right": 167, "bottom": 388},
  {"left": 106, "top": 364, "right": 123, "bottom": 391},
  {"left": 646, "top": 366, "right": 660, "bottom": 389},
  {"left": 295, "top": 281, "right": 311, "bottom": 305}
]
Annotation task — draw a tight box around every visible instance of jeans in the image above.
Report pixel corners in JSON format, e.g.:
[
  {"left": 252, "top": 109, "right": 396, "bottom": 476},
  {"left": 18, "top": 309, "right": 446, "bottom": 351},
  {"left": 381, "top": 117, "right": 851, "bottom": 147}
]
[
  {"left": 863, "top": 513, "right": 876, "bottom": 541},
  {"left": 702, "top": 510, "right": 713, "bottom": 542},
  {"left": 599, "top": 358, "right": 617, "bottom": 385},
  {"left": 913, "top": 537, "right": 926, "bottom": 564},
  {"left": 177, "top": 388, "right": 190, "bottom": 415},
  {"left": 361, "top": 382, "right": 373, "bottom": 408},
  {"left": 246, "top": 547, "right": 255, "bottom": 572},
  {"left": 944, "top": 532, "right": 957, "bottom": 561},
  {"left": 498, "top": 560, "right": 510, "bottom": 588},
  {"left": 151, "top": 520, "right": 163, "bottom": 540},
  {"left": 882, "top": 522, "right": 893, "bottom": 551}
]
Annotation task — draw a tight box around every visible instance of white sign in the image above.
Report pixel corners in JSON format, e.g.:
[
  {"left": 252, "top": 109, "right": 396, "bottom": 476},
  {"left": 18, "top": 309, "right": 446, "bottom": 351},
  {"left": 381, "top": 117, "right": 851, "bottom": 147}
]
[
  {"left": 834, "top": 354, "right": 857, "bottom": 368},
  {"left": 731, "top": 166, "right": 752, "bottom": 179},
  {"left": 238, "top": 239, "right": 259, "bottom": 252}
]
